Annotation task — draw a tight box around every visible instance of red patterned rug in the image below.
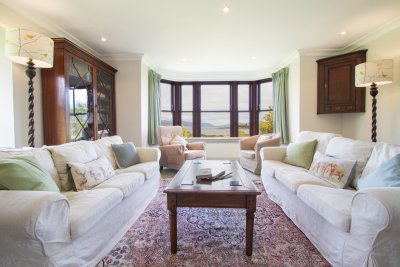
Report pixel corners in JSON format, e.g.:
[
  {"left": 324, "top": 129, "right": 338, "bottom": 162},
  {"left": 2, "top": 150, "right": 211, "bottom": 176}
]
[{"left": 97, "top": 179, "right": 330, "bottom": 267}]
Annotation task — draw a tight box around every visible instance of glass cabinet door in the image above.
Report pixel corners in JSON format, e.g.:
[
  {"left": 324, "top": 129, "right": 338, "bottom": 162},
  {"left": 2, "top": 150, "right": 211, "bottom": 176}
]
[
  {"left": 69, "top": 57, "right": 94, "bottom": 141},
  {"left": 96, "top": 69, "right": 114, "bottom": 139}
]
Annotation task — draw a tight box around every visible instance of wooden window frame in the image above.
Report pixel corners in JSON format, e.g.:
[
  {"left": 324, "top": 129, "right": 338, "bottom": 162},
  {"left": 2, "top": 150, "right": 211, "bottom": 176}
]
[{"left": 160, "top": 78, "right": 272, "bottom": 137}]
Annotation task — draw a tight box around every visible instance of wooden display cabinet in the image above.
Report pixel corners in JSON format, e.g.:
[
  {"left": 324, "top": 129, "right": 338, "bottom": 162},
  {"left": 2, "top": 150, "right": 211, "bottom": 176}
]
[
  {"left": 42, "top": 38, "right": 117, "bottom": 145},
  {"left": 317, "top": 50, "right": 367, "bottom": 114}
]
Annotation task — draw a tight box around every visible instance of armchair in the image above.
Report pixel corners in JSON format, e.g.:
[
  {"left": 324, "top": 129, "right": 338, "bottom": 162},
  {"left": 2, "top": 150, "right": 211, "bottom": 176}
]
[
  {"left": 156, "top": 126, "right": 206, "bottom": 170},
  {"left": 239, "top": 134, "right": 280, "bottom": 174}
]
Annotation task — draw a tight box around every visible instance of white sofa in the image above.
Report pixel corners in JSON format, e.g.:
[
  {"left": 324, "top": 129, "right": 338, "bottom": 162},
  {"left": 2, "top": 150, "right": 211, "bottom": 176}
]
[
  {"left": 0, "top": 136, "right": 160, "bottom": 267},
  {"left": 260, "top": 131, "right": 400, "bottom": 267}
]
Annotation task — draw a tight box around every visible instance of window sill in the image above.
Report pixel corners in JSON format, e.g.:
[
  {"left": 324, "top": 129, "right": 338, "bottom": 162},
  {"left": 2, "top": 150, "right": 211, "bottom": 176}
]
[{"left": 186, "top": 137, "right": 240, "bottom": 143}]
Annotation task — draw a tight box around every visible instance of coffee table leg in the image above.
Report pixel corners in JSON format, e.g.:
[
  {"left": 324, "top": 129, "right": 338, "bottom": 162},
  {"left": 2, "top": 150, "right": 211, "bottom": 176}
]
[
  {"left": 246, "top": 196, "right": 256, "bottom": 256},
  {"left": 169, "top": 208, "right": 177, "bottom": 253}
]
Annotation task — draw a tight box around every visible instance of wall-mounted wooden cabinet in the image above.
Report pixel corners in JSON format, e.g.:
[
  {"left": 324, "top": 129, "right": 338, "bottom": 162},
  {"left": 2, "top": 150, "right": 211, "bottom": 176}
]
[
  {"left": 317, "top": 50, "right": 367, "bottom": 114},
  {"left": 42, "top": 38, "right": 117, "bottom": 145}
]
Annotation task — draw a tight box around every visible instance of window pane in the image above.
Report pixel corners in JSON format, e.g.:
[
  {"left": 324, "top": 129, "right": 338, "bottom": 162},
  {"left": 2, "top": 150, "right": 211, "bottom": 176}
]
[
  {"left": 259, "top": 111, "right": 273, "bottom": 134},
  {"left": 181, "top": 85, "right": 193, "bottom": 111},
  {"left": 201, "top": 112, "right": 230, "bottom": 137},
  {"left": 238, "top": 84, "right": 250, "bottom": 111},
  {"left": 238, "top": 112, "right": 250, "bottom": 137},
  {"left": 260, "top": 82, "right": 273, "bottom": 110},
  {"left": 201, "top": 84, "right": 230, "bottom": 111},
  {"left": 181, "top": 112, "right": 193, "bottom": 137},
  {"left": 161, "top": 83, "right": 172, "bottom": 111},
  {"left": 161, "top": 112, "right": 173, "bottom": 126}
]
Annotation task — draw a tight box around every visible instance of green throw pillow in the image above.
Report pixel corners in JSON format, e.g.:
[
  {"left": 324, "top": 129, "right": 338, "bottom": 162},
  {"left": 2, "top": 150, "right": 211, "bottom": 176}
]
[
  {"left": 0, "top": 156, "right": 60, "bottom": 192},
  {"left": 283, "top": 139, "right": 318, "bottom": 169},
  {"left": 111, "top": 142, "right": 139, "bottom": 168}
]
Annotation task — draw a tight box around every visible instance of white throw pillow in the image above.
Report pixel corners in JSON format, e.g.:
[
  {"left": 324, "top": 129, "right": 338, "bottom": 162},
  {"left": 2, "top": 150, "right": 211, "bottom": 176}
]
[
  {"left": 308, "top": 151, "right": 356, "bottom": 188},
  {"left": 170, "top": 135, "right": 188, "bottom": 149},
  {"left": 69, "top": 155, "right": 115, "bottom": 190}
]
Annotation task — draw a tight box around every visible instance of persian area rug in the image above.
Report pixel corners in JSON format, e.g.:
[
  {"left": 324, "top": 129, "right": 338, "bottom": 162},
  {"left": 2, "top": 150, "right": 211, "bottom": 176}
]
[{"left": 97, "top": 179, "right": 330, "bottom": 267}]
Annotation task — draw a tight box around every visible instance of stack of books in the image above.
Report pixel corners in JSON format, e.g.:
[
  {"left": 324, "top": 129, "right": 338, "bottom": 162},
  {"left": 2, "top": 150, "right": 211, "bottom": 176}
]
[{"left": 196, "top": 168, "right": 232, "bottom": 183}]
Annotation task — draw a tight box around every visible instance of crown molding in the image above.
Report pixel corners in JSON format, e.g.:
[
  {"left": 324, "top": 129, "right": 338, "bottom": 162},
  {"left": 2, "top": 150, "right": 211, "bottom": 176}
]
[
  {"left": 1, "top": 3, "right": 101, "bottom": 58},
  {"left": 343, "top": 16, "right": 400, "bottom": 53},
  {"left": 101, "top": 53, "right": 144, "bottom": 62},
  {"left": 158, "top": 68, "right": 272, "bottom": 81}
]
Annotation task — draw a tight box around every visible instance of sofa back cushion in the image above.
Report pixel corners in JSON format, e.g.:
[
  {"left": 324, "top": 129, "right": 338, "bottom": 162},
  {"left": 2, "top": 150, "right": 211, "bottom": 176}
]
[
  {"left": 361, "top": 142, "right": 400, "bottom": 179},
  {"left": 93, "top": 135, "right": 123, "bottom": 169},
  {"left": 325, "top": 137, "right": 375, "bottom": 188},
  {"left": 48, "top": 141, "right": 97, "bottom": 191},
  {"left": 0, "top": 148, "right": 60, "bottom": 188},
  {"left": 296, "top": 131, "right": 341, "bottom": 155}
]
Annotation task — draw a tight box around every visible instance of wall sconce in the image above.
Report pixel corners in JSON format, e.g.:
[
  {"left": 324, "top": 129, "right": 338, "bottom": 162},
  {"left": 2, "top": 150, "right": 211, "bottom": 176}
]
[
  {"left": 355, "top": 59, "right": 393, "bottom": 142},
  {"left": 5, "top": 28, "right": 54, "bottom": 147}
]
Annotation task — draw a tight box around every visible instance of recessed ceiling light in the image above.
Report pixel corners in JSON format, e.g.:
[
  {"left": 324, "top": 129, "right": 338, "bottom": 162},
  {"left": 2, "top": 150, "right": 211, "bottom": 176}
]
[
  {"left": 222, "top": 6, "right": 230, "bottom": 13},
  {"left": 181, "top": 58, "right": 187, "bottom": 62},
  {"left": 340, "top": 31, "right": 347, "bottom": 35},
  {"left": 251, "top": 56, "right": 256, "bottom": 60},
  {"left": 101, "top": 37, "right": 107, "bottom": 42}
]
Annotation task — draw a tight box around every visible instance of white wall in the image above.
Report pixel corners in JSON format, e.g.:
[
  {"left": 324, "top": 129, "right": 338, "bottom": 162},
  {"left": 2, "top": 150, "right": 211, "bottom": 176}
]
[
  {"left": 0, "top": 26, "right": 15, "bottom": 147},
  {"left": 0, "top": 4, "right": 53, "bottom": 147},
  {"left": 342, "top": 27, "right": 400, "bottom": 144},
  {"left": 140, "top": 62, "right": 149, "bottom": 146},
  {"left": 108, "top": 60, "right": 143, "bottom": 146},
  {"left": 287, "top": 55, "right": 300, "bottom": 142},
  {"left": 205, "top": 142, "right": 239, "bottom": 160},
  {"left": 298, "top": 55, "right": 343, "bottom": 136}
]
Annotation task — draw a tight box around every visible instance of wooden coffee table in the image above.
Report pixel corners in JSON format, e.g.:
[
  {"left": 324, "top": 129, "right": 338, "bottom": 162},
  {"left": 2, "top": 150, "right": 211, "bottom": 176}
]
[{"left": 164, "top": 160, "right": 261, "bottom": 256}]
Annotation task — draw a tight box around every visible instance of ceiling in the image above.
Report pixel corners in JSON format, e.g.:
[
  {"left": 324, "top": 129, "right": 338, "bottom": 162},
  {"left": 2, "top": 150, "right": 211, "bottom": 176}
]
[{"left": 2, "top": 0, "right": 400, "bottom": 79}]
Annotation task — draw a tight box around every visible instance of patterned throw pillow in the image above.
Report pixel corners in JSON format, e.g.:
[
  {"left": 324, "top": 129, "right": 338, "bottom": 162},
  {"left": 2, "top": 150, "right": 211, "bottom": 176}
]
[
  {"left": 308, "top": 151, "right": 356, "bottom": 188},
  {"left": 69, "top": 155, "right": 115, "bottom": 190},
  {"left": 170, "top": 135, "right": 188, "bottom": 150}
]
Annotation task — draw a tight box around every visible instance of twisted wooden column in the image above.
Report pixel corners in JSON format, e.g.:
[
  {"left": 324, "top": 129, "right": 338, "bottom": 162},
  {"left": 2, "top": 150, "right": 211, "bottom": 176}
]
[
  {"left": 369, "top": 82, "right": 378, "bottom": 143},
  {"left": 26, "top": 59, "right": 36, "bottom": 147}
]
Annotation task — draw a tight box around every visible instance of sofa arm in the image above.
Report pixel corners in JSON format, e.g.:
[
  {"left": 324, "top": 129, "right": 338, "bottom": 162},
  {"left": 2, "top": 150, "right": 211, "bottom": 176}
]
[
  {"left": 343, "top": 187, "right": 400, "bottom": 266},
  {"left": 136, "top": 147, "right": 161, "bottom": 163},
  {"left": 260, "top": 146, "right": 287, "bottom": 161},
  {"left": 187, "top": 142, "right": 205, "bottom": 150},
  {"left": 0, "top": 191, "right": 72, "bottom": 263}
]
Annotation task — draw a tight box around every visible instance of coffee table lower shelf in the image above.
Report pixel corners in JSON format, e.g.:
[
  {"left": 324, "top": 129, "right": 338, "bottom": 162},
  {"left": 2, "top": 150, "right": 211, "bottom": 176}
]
[{"left": 166, "top": 192, "right": 258, "bottom": 256}]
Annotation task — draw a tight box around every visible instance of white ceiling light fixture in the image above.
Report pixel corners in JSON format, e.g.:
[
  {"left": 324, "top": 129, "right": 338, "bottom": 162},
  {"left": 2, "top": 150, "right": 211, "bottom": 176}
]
[
  {"left": 101, "top": 37, "right": 107, "bottom": 42},
  {"left": 340, "top": 31, "right": 347, "bottom": 35},
  {"left": 222, "top": 5, "right": 230, "bottom": 13}
]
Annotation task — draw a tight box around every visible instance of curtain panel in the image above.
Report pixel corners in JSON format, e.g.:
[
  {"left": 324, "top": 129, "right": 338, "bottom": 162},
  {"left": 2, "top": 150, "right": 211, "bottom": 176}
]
[
  {"left": 147, "top": 69, "right": 162, "bottom": 145},
  {"left": 272, "top": 67, "right": 290, "bottom": 144}
]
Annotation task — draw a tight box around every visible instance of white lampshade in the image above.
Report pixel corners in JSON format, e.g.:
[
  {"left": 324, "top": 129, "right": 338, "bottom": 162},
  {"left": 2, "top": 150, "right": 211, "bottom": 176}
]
[
  {"left": 5, "top": 28, "right": 54, "bottom": 68},
  {"left": 355, "top": 59, "right": 393, "bottom": 87}
]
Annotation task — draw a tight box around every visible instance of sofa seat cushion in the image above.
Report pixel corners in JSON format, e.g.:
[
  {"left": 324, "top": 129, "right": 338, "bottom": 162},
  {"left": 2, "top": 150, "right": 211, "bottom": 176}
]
[
  {"left": 262, "top": 160, "right": 306, "bottom": 178},
  {"left": 240, "top": 150, "right": 255, "bottom": 160},
  {"left": 275, "top": 169, "right": 334, "bottom": 193},
  {"left": 93, "top": 172, "right": 145, "bottom": 197},
  {"left": 63, "top": 188, "right": 123, "bottom": 239},
  {"left": 184, "top": 150, "right": 206, "bottom": 160},
  {"left": 297, "top": 185, "right": 355, "bottom": 232},
  {"left": 115, "top": 162, "right": 159, "bottom": 180}
]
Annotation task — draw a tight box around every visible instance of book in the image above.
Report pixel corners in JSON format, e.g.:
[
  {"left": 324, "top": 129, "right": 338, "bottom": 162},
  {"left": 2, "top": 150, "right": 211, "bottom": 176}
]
[
  {"left": 196, "top": 168, "right": 212, "bottom": 180},
  {"left": 196, "top": 170, "right": 233, "bottom": 183}
]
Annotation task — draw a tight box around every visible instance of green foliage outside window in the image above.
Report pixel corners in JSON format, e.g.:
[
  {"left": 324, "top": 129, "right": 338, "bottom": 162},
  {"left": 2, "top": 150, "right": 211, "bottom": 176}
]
[{"left": 259, "top": 106, "right": 273, "bottom": 134}]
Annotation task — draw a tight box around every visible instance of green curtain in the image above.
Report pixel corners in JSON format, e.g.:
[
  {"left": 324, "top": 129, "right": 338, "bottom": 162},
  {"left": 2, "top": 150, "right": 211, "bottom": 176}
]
[
  {"left": 147, "top": 69, "right": 162, "bottom": 145},
  {"left": 272, "top": 67, "right": 290, "bottom": 144}
]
